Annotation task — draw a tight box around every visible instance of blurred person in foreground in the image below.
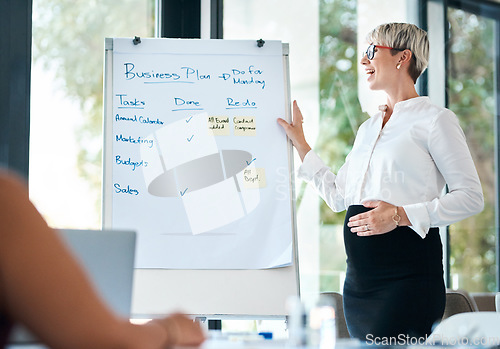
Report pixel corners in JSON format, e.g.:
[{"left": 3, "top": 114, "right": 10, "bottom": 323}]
[{"left": 0, "top": 171, "right": 205, "bottom": 349}]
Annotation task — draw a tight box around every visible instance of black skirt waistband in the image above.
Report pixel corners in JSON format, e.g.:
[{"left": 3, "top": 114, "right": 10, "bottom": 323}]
[{"left": 343, "top": 205, "right": 443, "bottom": 277}]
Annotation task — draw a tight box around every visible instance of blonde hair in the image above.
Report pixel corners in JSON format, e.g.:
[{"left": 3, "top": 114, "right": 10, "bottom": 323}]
[{"left": 366, "top": 23, "right": 429, "bottom": 83}]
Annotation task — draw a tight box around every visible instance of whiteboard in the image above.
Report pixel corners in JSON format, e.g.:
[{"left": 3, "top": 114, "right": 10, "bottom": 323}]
[{"left": 102, "top": 38, "right": 298, "bottom": 316}]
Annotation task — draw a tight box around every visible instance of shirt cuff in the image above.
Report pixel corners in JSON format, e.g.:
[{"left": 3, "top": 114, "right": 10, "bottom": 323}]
[
  {"left": 297, "top": 150, "right": 328, "bottom": 181},
  {"left": 402, "top": 203, "right": 431, "bottom": 239}
]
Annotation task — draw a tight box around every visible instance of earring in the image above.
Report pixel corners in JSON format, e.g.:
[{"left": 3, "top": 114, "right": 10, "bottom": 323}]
[{"left": 396, "top": 63, "right": 402, "bottom": 70}]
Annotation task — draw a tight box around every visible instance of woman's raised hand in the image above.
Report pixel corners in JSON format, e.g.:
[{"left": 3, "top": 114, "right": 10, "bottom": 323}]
[{"left": 277, "top": 100, "right": 311, "bottom": 161}]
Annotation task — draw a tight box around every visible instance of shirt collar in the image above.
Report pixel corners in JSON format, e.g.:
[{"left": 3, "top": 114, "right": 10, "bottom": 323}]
[
  {"left": 371, "top": 96, "right": 430, "bottom": 118},
  {"left": 393, "top": 96, "right": 429, "bottom": 111}
]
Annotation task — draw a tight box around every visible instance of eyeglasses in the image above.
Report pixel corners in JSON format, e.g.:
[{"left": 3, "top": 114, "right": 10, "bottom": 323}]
[{"left": 363, "top": 44, "right": 406, "bottom": 60}]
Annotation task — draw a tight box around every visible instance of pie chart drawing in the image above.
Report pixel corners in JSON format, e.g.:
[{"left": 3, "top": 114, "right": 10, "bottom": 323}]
[{"left": 140, "top": 112, "right": 260, "bottom": 234}]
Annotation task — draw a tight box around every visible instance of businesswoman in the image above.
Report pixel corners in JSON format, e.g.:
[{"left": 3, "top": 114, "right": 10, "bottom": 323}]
[
  {"left": 278, "top": 23, "right": 483, "bottom": 340},
  {"left": 0, "top": 171, "right": 204, "bottom": 348}
]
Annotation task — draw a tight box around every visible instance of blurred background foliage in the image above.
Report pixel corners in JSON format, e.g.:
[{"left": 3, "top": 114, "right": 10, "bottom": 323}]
[
  {"left": 32, "top": 0, "right": 155, "bottom": 217},
  {"left": 318, "top": 0, "right": 367, "bottom": 226},
  {"left": 447, "top": 8, "right": 496, "bottom": 292}
]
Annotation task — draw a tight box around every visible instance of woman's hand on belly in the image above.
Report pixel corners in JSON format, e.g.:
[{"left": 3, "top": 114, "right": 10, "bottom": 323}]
[{"left": 347, "top": 201, "right": 409, "bottom": 236}]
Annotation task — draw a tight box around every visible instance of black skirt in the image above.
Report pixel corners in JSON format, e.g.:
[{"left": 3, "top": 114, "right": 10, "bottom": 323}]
[{"left": 342, "top": 205, "right": 445, "bottom": 340}]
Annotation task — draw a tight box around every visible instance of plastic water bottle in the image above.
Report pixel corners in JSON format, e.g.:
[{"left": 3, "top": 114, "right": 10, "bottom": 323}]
[
  {"left": 309, "top": 295, "right": 336, "bottom": 349},
  {"left": 286, "top": 296, "right": 307, "bottom": 346}
]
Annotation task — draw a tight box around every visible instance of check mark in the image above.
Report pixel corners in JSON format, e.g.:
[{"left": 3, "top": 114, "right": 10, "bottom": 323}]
[
  {"left": 246, "top": 158, "right": 256, "bottom": 166},
  {"left": 180, "top": 188, "right": 188, "bottom": 196},
  {"left": 187, "top": 135, "right": 194, "bottom": 142},
  {"left": 186, "top": 116, "right": 193, "bottom": 123}
]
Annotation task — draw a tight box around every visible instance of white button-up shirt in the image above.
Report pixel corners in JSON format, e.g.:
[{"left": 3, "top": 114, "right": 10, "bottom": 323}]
[{"left": 297, "top": 96, "right": 484, "bottom": 238}]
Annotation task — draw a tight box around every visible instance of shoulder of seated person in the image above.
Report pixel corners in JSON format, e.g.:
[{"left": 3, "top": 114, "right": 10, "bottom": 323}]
[{"left": 0, "top": 170, "right": 28, "bottom": 194}]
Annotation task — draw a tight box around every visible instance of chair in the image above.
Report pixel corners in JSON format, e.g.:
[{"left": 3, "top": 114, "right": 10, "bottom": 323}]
[
  {"left": 471, "top": 292, "right": 496, "bottom": 312},
  {"left": 442, "top": 289, "right": 478, "bottom": 320},
  {"left": 320, "top": 292, "right": 350, "bottom": 339},
  {"left": 429, "top": 312, "right": 500, "bottom": 345}
]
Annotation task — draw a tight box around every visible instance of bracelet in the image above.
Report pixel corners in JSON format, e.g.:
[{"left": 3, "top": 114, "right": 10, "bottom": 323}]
[{"left": 392, "top": 207, "right": 401, "bottom": 226}]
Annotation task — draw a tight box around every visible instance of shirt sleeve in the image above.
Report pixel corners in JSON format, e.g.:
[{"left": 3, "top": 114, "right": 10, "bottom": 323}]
[
  {"left": 297, "top": 150, "right": 347, "bottom": 212},
  {"left": 403, "top": 109, "right": 484, "bottom": 238}
]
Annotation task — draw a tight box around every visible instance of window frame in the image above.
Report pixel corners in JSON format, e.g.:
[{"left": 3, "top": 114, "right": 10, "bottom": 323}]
[{"left": 0, "top": 0, "right": 32, "bottom": 178}]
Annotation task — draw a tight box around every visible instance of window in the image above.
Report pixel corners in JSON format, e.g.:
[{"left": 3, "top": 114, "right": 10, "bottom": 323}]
[
  {"left": 30, "top": 0, "right": 155, "bottom": 228},
  {"left": 447, "top": 4, "right": 499, "bottom": 292}
]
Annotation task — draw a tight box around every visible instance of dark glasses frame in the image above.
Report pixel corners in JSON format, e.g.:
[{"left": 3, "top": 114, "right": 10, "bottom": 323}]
[{"left": 364, "top": 44, "right": 406, "bottom": 60}]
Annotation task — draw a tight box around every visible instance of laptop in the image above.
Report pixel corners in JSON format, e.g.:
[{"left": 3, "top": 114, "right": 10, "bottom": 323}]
[{"left": 7, "top": 229, "right": 136, "bottom": 346}]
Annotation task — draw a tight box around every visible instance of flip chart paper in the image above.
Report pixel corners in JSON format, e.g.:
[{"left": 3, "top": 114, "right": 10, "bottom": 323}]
[{"left": 110, "top": 38, "right": 292, "bottom": 269}]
